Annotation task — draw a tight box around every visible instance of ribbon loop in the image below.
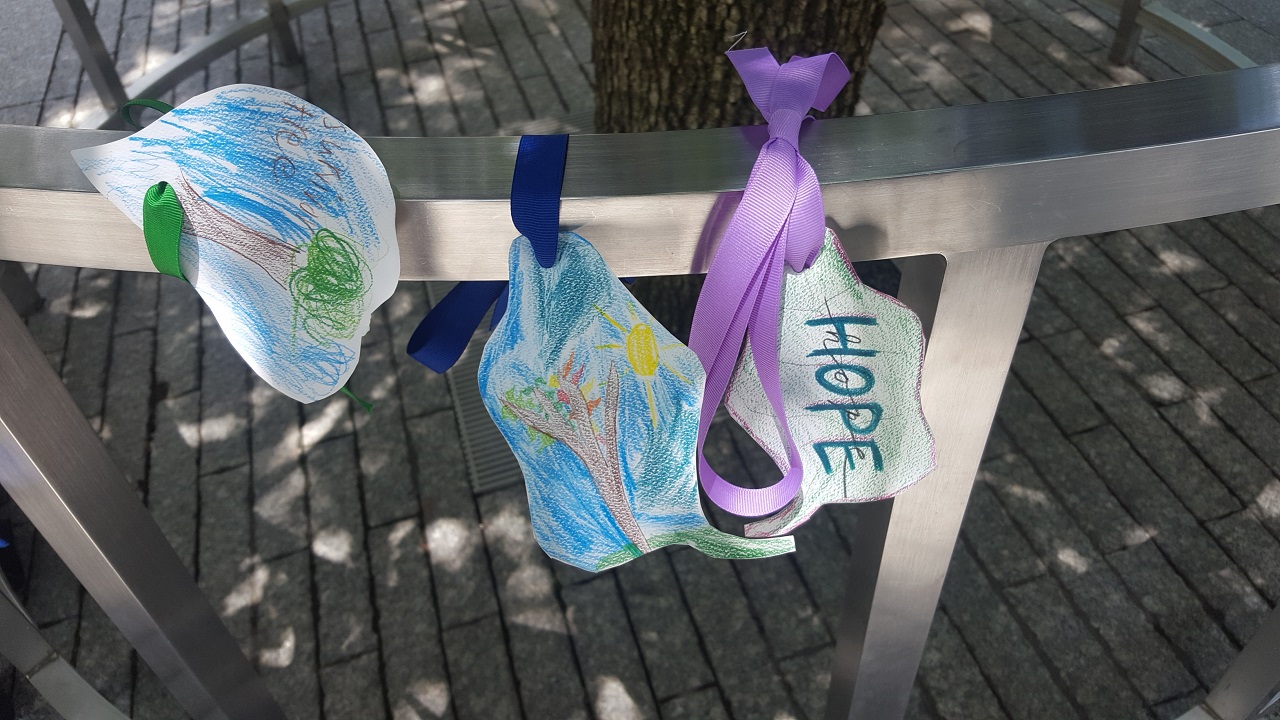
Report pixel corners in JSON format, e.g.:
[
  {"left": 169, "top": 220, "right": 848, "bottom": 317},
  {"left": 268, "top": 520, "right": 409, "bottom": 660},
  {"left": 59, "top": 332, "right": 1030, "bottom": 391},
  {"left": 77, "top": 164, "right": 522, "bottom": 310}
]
[
  {"left": 407, "top": 135, "right": 569, "bottom": 372},
  {"left": 688, "top": 48, "right": 850, "bottom": 517}
]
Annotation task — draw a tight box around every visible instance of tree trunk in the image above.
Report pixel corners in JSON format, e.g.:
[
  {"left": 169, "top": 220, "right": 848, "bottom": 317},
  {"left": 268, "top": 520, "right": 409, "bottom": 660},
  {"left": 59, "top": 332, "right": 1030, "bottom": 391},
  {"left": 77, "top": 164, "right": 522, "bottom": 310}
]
[{"left": 592, "top": 0, "right": 888, "bottom": 339}]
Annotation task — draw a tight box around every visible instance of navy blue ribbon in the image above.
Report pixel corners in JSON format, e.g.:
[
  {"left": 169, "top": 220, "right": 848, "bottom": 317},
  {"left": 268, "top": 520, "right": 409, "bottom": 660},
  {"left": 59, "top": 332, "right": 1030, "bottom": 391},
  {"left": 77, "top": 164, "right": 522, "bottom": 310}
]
[{"left": 407, "top": 134, "right": 569, "bottom": 372}]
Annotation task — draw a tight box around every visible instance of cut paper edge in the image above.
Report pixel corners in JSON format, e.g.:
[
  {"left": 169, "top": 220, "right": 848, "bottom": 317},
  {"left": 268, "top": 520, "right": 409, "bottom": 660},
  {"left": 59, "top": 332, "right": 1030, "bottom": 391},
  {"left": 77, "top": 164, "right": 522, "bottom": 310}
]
[{"left": 595, "top": 526, "right": 795, "bottom": 571}]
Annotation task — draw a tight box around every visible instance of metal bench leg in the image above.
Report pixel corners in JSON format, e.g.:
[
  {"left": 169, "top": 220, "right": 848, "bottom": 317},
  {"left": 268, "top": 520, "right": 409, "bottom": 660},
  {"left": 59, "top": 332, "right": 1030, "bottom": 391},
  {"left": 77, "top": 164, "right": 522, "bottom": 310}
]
[
  {"left": 0, "top": 263, "right": 41, "bottom": 318},
  {"left": 825, "top": 243, "right": 1050, "bottom": 720},
  {"left": 1109, "top": 0, "right": 1145, "bottom": 66},
  {"left": 263, "top": 0, "right": 303, "bottom": 64},
  {"left": 1177, "top": 603, "right": 1280, "bottom": 720},
  {"left": 0, "top": 293, "right": 286, "bottom": 720},
  {"left": 48, "top": 0, "right": 128, "bottom": 122},
  {"left": 1, "top": 573, "right": 130, "bottom": 720}
]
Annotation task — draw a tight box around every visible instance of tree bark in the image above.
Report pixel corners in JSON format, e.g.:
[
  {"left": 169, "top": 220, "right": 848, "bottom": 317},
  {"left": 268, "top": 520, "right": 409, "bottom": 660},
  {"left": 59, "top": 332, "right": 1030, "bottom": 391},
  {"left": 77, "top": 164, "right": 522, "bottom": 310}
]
[{"left": 592, "top": 0, "right": 888, "bottom": 339}]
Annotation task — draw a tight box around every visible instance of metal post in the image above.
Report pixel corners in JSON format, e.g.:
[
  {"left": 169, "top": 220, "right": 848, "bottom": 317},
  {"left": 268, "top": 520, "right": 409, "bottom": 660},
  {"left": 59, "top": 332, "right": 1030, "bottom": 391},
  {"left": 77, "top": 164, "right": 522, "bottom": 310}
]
[
  {"left": 0, "top": 294, "right": 287, "bottom": 720},
  {"left": 1196, "top": 604, "right": 1280, "bottom": 720},
  {"left": 263, "top": 0, "right": 303, "bottom": 64},
  {"left": 0, "top": 573, "right": 130, "bottom": 720},
  {"left": 47, "top": 0, "right": 128, "bottom": 120},
  {"left": 1110, "top": 0, "right": 1145, "bottom": 66},
  {"left": 825, "top": 243, "right": 1050, "bottom": 720},
  {"left": 0, "top": 262, "right": 41, "bottom": 318}
]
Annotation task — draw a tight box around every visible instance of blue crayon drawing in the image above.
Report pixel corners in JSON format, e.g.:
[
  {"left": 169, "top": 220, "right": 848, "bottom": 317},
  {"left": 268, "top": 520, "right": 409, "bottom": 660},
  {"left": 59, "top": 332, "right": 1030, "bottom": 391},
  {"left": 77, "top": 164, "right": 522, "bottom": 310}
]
[
  {"left": 74, "top": 85, "right": 399, "bottom": 402},
  {"left": 480, "top": 233, "right": 795, "bottom": 571}
]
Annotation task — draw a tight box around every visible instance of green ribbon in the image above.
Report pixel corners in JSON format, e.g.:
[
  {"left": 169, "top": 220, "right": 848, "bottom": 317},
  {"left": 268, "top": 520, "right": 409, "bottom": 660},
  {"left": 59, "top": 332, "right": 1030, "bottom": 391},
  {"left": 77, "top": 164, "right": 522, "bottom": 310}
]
[
  {"left": 142, "top": 182, "right": 187, "bottom": 281},
  {"left": 121, "top": 98, "right": 175, "bottom": 129}
]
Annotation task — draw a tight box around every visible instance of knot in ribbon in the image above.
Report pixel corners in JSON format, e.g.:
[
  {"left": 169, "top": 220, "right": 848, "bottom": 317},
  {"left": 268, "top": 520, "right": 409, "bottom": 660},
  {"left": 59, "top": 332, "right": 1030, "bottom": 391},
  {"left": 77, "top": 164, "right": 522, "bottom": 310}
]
[{"left": 689, "top": 48, "right": 850, "bottom": 517}]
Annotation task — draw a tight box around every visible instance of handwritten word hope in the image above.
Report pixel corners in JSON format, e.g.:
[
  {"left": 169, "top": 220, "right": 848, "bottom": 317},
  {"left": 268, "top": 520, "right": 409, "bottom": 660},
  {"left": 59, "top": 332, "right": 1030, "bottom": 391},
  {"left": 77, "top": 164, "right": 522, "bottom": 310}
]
[{"left": 804, "top": 316, "right": 885, "bottom": 475}]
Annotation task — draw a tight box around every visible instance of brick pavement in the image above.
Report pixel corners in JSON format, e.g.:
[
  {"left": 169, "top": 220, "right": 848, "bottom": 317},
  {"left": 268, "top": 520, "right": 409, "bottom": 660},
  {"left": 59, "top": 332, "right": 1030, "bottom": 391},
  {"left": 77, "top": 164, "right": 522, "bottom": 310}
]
[{"left": 1, "top": 0, "right": 1279, "bottom": 718}]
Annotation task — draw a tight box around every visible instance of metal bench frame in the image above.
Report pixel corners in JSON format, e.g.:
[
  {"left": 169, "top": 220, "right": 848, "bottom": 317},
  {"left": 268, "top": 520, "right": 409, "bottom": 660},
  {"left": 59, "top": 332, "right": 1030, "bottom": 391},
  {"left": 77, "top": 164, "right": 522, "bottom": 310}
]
[{"left": 2, "top": 65, "right": 1279, "bottom": 720}]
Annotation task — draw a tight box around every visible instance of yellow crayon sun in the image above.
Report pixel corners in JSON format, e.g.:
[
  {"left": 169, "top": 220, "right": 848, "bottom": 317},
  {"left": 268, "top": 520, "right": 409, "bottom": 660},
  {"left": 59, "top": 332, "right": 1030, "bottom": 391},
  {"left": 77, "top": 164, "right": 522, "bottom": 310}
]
[{"left": 595, "top": 304, "right": 689, "bottom": 427}]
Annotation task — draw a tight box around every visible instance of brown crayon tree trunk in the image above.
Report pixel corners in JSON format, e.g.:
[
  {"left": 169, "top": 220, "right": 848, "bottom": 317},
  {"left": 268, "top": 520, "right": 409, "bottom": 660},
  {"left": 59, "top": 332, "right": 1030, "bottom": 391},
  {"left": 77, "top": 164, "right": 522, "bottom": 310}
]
[{"left": 592, "top": 0, "right": 887, "bottom": 339}]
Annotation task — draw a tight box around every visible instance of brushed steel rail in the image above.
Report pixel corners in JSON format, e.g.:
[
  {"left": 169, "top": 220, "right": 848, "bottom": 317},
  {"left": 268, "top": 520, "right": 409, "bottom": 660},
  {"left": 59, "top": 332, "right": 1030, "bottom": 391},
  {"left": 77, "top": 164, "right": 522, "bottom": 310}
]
[{"left": 1, "top": 65, "right": 1279, "bottom": 720}]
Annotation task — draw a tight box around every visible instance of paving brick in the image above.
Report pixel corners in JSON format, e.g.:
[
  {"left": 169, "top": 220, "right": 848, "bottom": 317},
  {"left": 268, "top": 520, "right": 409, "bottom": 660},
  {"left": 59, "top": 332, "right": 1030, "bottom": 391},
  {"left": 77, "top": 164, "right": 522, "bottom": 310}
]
[
  {"left": 198, "top": 465, "right": 255, "bottom": 653},
  {"left": 22, "top": 536, "right": 83, "bottom": 626},
  {"left": 485, "top": 5, "right": 545, "bottom": 80},
  {"left": 442, "top": 614, "right": 521, "bottom": 720},
  {"left": 61, "top": 268, "right": 117, "bottom": 425},
  {"left": 533, "top": 31, "right": 593, "bottom": 114},
  {"left": 1074, "top": 424, "right": 1267, "bottom": 643},
  {"left": 368, "top": 519, "right": 454, "bottom": 720},
  {"left": 615, "top": 554, "right": 715, "bottom": 701},
  {"left": 1208, "top": 212, "right": 1280, "bottom": 273},
  {"left": 352, "top": 323, "right": 419, "bottom": 527},
  {"left": 1004, "top": 576, "right": 1148, "bottom": 719},
  {"left": 25, "top": 264, "right": 75, "bottom": 358},
  {"left": 550, "top": 0, "right": 592, "bottom": 64},
  {"left": 1106, "top": 541, "right": 1238, "bottom": 687},
  {"left": 1127, "top": 308, "right": 1280, "bottom": 481},
  {"left": 1170, "top": 218, "right": 1280, "bottom": 319},
  {"left": 887, "top": 3, "right": 989, "bottom": 81},
  {"left": 113, "top": 272, "right": 158, "bottom": 336},
  {"left": 307, "top": 435, "right": 378, "bottom": 664},
  {"left": 1203, "top": 285, "right": 1280, "bottom": 371},
  {"left": 330, "top": 0, "right": 371, "bottom": 75},
  {"left": 471, "top": 45, "right": 533, "bottom": 127},
  {"left": 410, "top": 58, "right": 465, "bottom": 136},
  {"left": 995, "top": 378, "right": 1147, "bottom": 551},
  {"left": 132, "top": 661, "right": 188, "bottom": 719},
  {"left": 251, "top": 376, "right": 309, "bottom": 559},
  {"left": 73, "top": 599, "right": 134, "bottom": 714},
  {"left": 564, "top": 576, "right": 659, "bottom": 720},
  {"left": 1037, "top": 254, "right": 1189, "bottom": 405},
  {"left": 880, "top": 15, "right": 984, "bottom": 106},
  {"left": 940, "top": 544, "right": 1076, "bottom": 720},
  {"left": 199, "top": 313, "right": 251, "bottom": 474},
  {"left": 777, "top": 645, "right": 832, "bottom": 720},
  {"left": 1011, "top": 340, "right": 1104, "bottom": 434},
  {"left": 478, "top": 488, "right": 591, "bottom": 720},
  {"left": 1160, "top": 399, "right": 1280, "bottom": 523},
  {"left": 917, "top": 610, "right": 1005, "bottom": 720},
  {"left": 409, "top": 411, "right": 499, "bottom": 627},
  {"left": 154, "top": 275, "right": 201, "bottom": 401},
  {"left": 321, "top": 652, "right": 388, "bottom": 720},
  {"left": 368, "top": 29, "right": 415, "bottom": 106},
  {"left": 340, "top": 71, "right": 388, "bottom": 136},
  {"left": 671, "top": 550, "right": 799, "bottom": 720},
  {"left": 381, "top": 284, "right": 453, "bottom": 417},
  {"left": 1100, "top": 232, "right": 1274, "bottom": 383},
  {"left": 101, "top": 329, "right": 154, "bottom": 487},
  {"left": 979, "top": 454, "right": 1196, "bottom": 703},
  {"left": 1055, "top": 237, "right": 1155, "bottom": 315},
  {"left": 384, "top": 104, "right": 424, "bottom": 136},
  {"left": 356, "top": 0, "right": 394, "bottom": 33},
  {"left": 1044, "top": 331, "right": 1239, "bottom": 520},
  {"left": 256, "top": 551, "right": 322, "bottom": 720},
  {"left": 960, "top": 481, "right": 1045, "bottom": 586},
  {"left": 659, "top": 687, "right": 731, "bottom": 720},
  {"left": 9, "top": 616, "right": 77, "bottom": 718},
  {"left": 1206, "top": 510, "right": 1280, "bottom": 604},
  {"left": 870, "top": 41, "right": 927, "bottom": 94}
]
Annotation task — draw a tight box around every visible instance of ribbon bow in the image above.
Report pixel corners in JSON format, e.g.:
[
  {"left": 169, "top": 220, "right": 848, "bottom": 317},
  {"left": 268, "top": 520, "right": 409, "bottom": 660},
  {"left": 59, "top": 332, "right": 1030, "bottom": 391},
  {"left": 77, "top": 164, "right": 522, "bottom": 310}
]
[{"left": 690, "top": 48, "right": 850, "bottom": 517}]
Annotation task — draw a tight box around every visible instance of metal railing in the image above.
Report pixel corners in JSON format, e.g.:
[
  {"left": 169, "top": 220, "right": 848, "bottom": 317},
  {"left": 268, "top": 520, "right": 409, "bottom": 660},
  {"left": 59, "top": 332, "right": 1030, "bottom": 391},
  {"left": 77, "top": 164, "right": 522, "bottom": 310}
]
[
  {"left": 1099, "top": 0, "right": 1256, "bottom": 71},
  {"left": 1, "top": 64, "right": 1279, "bottom": 720}
]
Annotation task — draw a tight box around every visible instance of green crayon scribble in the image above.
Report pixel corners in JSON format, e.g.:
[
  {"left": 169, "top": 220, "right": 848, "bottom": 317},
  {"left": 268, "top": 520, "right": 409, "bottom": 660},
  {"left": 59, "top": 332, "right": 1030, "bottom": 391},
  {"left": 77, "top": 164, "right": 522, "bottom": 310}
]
[{"left": 289, "top": 228, "right": 372, "bottom": 343}]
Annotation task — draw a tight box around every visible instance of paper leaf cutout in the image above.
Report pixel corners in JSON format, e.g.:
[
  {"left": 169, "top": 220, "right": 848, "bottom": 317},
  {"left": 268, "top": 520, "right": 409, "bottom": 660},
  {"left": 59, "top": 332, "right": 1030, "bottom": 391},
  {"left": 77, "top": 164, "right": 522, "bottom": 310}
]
[
  {"left": 725, "top": 229, "right": 936, "bottom": 537},
  {"left": 480, "top": 232, "right": 795, "bottom": 571},
  {"left": 73, "top": 84, "right": 399, "bottom": 402}
]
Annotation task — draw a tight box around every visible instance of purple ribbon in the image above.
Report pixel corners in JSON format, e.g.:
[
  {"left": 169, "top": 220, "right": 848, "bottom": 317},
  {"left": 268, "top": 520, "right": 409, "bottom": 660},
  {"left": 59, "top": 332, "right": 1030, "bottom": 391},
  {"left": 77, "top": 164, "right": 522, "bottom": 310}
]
[{"left": 689, "top": 48, "right": 850, "bottom": 517}]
